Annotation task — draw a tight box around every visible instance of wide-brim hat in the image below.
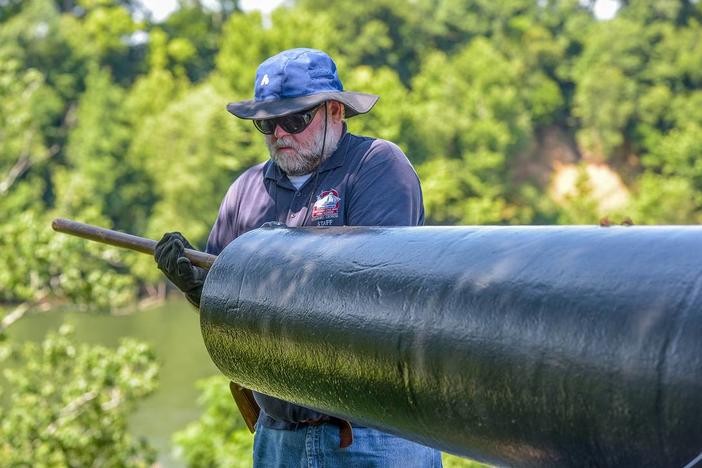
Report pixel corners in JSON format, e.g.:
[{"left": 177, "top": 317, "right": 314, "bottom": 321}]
[{"left": 227, "top": 48, "right": 379, "bottom": 120}]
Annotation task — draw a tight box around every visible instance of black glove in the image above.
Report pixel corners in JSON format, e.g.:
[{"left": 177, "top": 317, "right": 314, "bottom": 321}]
[{"left": 154, "top": 232, "right": 207, "bottom": 307}]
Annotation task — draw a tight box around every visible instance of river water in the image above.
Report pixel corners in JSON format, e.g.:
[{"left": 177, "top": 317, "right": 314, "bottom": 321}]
[{"left": 5, "top": 298, "right": 222, "bottom": 467}]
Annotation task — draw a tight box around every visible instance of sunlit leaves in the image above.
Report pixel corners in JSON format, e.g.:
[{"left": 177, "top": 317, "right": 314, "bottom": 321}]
[
  {"left": 215, "top": 9, "right": 340, "bottom": 97},
  {"left": 0, "top": 210, "right": 136, "bottom": 307},
  {"left": 0, "top": 57, "right": 60, "bottom": 195},
  {"left": 80, "top": 0, "right": 138, "bottom": 58},
  {"left": 129, "top": 81, "right": 264, "bottom": 246},
  {"left": 173, "top": 376, "right": 252, "bottom": 468},
  {"left": 344, "top": 66, "right": 409, "bottom": 145},
  {"left": 629, "top": 172, "right": 702, "bottom": 224},
  {"left": 55, "top": 67, "right": 130, "bottom": 215},
  {"left": 0, "top": 325, "right": 158, "bottom": 466}
]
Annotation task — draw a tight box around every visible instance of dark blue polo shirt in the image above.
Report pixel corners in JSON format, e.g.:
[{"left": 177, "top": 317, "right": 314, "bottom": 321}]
[{"left": 205, "top": 129, "right": 424, "bottom": 428}]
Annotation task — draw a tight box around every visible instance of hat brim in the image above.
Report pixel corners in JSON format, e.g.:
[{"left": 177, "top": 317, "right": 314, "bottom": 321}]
[{"left": 226, "top": 91, "right": 379, "bottom": 120}]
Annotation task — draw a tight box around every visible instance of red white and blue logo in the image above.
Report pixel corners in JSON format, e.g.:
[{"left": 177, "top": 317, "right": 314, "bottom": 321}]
[{"left": 311, "top": 189, "right": 340, "bottom": 221}]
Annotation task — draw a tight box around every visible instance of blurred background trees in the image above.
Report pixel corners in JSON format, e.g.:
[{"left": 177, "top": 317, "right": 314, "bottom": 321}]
[
  {"left": 1, "top": 0, "right": 701, "bottom": 465},
  {"left": 0, "top": 325, "right": 158, "bottom": 466}
]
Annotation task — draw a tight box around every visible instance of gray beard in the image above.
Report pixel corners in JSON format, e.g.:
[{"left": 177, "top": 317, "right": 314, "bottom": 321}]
[{"left": 267, "top": 125, "right": 342, "bottom": 176}]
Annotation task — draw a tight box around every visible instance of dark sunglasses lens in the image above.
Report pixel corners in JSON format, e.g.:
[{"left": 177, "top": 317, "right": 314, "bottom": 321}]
[
  {"left": 254, "top": 119, "right": 275, "bottom": 134},
  {"left": 280, "top": 114, "right": 308, "bottom": 133}
]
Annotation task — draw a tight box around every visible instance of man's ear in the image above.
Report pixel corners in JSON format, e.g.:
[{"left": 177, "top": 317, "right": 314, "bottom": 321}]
[{"left": 328, "top": 101, "right": 345, "bottom": 123}]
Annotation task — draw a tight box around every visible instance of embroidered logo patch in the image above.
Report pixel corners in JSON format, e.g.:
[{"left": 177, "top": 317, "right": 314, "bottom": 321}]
[
  {"left": 260, "top": 74, "right": 270, "bottom": 86},
  {"left": 311, "top": 189, "right": 340, "bottom": 221}
]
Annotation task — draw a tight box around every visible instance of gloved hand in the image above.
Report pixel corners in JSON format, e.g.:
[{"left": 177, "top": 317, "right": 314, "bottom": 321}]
[{"left": 154, "top": 232, "right": 207, "bottom": 307}]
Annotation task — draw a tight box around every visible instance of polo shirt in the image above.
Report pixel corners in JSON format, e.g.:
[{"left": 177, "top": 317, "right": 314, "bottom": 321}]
[{"left": 205, "top": 128, "right": 424, "bottom": 428}]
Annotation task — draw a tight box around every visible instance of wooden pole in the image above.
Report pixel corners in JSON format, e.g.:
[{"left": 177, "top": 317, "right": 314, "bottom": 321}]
[{"left": 51, "top": 218, "right": 216, "bottom": 270}]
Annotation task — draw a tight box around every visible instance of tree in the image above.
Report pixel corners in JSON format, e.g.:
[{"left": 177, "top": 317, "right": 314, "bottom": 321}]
[
  {"left": 215, "top": 8, "right": 341, "bottom": 98},
  {"left": 0, "top": 50, "right": 61, "bottom": 200},
  {"left": 53, "top": 67, "right": 131, "bottom": 223},
  {"left": 0, "top": 325, "right": 159, "bottom": 466},
  {"left": 160, "top": 2, "right": 239, "bottom": 82},
  {"left": 408, "top": 39, "right": 532, "bottom": 224},
  {"left": 173, "top": 376, "right": 253, "bottom": 468}
]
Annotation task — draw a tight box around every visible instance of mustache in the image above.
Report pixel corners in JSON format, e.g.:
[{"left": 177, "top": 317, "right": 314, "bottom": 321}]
[{"left": 272, "top": 137, "right": 302, "bottom": 151}]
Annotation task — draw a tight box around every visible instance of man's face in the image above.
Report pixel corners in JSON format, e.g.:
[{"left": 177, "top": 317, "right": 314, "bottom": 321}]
[{"left": 265, "top": 103, "right": 341, "bottom": 176}]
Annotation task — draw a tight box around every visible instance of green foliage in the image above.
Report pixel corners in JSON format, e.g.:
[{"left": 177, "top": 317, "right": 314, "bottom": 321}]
[
  {"left": 130, "top": 81, "right": 264, "bottom": 242},
  {"left": 0, "top": 325, "right": 158, "bottom": 466},
  {"left": 629, "top": 172, "right": 702, "bottom": 224},
  {"left": 344, "top": 65, "right": 409, "bottom": 144},
  {"left": 643, "top": 123, "right": 702, "bottom": 182},
  {"left": 215, "top": 8, "right": 340, "bottom": 97},
  {"left": 408, "top": 39, "right": 533, "bottom": 224},
  {"left": 160, "top": 4, "right": 234, "bottom": 81},
  {"left": 54, "top": 67, "right": 132, "bottom": 220},
  {"left": 173, "top": 376, "right": 253, "bottom": 467},
  {"left": 0, "top": 55, "right": 60, "bottom": 190},
  {"left": 0, "top": 210, "right": 136, "bottom": 306},
  {"left": 442, "top": 452, "right": 491, "bottom": 468},
  {"left": 78, "top": 0, "right": 138, "bottom": 59},
  {"left": 299, "top": 0, "right": 430, "bottom": 83},
  {"left": 572, "top": 18, "right": 643, "bottom": 156}
]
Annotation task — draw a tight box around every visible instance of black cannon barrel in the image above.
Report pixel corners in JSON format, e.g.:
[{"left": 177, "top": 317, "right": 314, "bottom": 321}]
[{"left": 200, "top": 226, "right": 702, "bottom": 467}]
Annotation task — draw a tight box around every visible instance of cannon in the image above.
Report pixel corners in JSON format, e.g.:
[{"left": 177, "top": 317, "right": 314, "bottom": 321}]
[{"left": 200, "top": 225, "right": 702, "bottom": 467}]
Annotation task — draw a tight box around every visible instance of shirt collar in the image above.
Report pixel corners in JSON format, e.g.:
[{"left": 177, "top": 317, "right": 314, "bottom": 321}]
[{"left": 264, "top": 124, "right": 349, "bottom": 183}]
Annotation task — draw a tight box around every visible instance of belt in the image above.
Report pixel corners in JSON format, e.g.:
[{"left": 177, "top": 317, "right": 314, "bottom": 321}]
[{"left": 301, "top": 416, "right": 354, "bottom": 448}]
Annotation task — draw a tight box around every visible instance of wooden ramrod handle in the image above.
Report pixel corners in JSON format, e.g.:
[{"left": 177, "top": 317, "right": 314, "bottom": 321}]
[{"left": 51, "top": 217, "right": 217, "bottom": 270}]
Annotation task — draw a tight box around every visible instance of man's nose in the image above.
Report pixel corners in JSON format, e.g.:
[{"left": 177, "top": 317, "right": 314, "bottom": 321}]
[{"left": 273, "top": 123, "right": 291, "bottom": 139}]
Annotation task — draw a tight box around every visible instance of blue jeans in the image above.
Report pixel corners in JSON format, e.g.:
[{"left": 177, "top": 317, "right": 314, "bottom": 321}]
[{"left": 253, "top": 419, "right": 443, "bottom": 468}]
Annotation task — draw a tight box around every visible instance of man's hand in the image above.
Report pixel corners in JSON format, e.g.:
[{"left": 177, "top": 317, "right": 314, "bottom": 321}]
[{"left": 154, "top": 232, "right": 207, "bottom": 307}]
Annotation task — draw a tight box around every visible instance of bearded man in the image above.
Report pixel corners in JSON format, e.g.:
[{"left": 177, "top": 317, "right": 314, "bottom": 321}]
[{"left": 154, "top": 48, "right": 441, "bottom": 467}]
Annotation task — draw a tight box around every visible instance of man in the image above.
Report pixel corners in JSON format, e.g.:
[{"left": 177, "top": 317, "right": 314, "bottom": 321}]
[{"left": 155, "top": 48, "right": 442, "bottom": 467}]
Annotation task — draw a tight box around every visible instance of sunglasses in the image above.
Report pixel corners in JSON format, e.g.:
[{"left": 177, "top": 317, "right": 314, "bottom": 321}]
[{"left": 253, "top": 105, "right": 323, "bottom": 135}]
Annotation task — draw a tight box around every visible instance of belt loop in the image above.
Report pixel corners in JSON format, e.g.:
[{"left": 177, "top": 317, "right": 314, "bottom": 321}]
[
  {"left": 337, "top": 419, "right": 353, "bottom": 448},
  {"left": 301, "top": 416, "right": 354, "bottom": 448}
]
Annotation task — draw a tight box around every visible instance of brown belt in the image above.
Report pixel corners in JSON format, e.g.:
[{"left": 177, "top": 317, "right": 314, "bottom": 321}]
[{"left": 301, "top": 416, "right": 354, "bottom": 448}]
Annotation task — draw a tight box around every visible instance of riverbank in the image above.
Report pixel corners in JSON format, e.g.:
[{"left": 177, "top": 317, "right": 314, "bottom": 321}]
[{"left": 2, "top": 298, "right": 220, "bottom": 467}]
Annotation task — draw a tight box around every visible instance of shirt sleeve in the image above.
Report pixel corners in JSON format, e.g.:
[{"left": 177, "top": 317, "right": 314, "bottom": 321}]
[
  {"left": 206, "top": 182, "right": 240, "bottom": 256},
  {"left": 347, "top": 140, "right": 425, "bottom": 227}
]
